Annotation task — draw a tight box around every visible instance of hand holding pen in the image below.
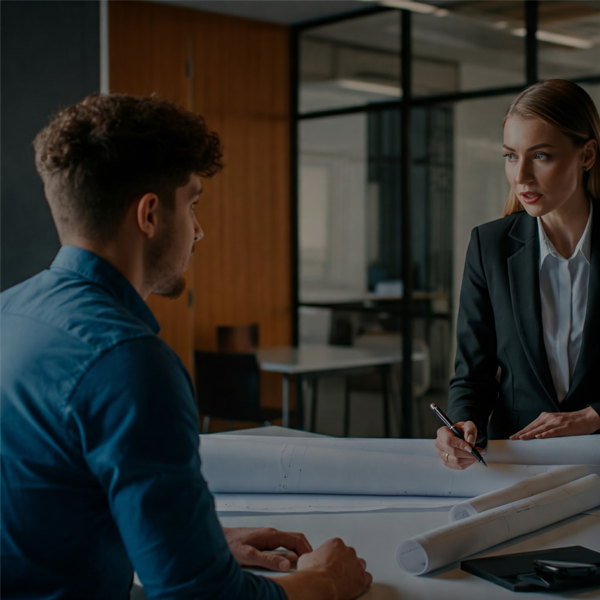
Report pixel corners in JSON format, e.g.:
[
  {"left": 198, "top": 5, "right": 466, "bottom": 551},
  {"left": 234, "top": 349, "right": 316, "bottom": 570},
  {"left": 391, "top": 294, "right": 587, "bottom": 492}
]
[{"left": 431, "top": 403, "right": 487, "bottom": 469}]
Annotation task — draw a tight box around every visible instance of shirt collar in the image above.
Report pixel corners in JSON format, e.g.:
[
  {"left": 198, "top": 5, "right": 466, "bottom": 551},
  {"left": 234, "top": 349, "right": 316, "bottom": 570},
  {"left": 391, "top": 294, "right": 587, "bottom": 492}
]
[
  {"left": 50, "top": 246, "right": 160, "bottom": 334},
  {"left": 537, "top": 201, "right": 593, "bottom": 269}
]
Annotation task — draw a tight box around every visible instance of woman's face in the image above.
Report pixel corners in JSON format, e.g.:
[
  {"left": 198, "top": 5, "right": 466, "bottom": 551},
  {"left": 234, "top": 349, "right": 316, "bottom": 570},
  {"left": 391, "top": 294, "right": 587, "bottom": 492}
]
[{"left": 503, "top": 115, "right": 591, "bottom": 218}]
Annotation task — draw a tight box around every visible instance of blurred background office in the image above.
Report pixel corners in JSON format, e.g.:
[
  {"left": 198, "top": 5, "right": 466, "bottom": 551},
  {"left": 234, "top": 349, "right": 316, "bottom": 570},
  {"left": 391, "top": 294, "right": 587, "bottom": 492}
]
[{"left": 3, "top": 0, "right": 600, "bottom": 438}]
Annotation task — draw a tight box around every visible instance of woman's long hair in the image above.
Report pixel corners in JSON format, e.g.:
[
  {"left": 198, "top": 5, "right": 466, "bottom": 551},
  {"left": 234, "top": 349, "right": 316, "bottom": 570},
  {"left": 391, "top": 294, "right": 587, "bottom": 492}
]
[{"left": 502, "top": 79, "right": 600, "bottom": 217}]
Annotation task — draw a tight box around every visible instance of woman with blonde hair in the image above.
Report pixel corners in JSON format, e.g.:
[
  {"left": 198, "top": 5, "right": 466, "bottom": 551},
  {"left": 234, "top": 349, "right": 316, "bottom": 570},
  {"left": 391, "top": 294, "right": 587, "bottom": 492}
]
[{"left": 435, "top": 79, "right": 600, "bottom": 470}]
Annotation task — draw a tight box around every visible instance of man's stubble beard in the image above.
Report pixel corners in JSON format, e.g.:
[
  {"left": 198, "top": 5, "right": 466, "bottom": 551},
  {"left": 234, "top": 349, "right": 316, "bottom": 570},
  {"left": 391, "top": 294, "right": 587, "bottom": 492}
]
[
  {"left": 146, "top": 226, "right": 188, "bottom": 300},
  {"left": 153, "top": 275, "right": 186, "bottom": 300}
]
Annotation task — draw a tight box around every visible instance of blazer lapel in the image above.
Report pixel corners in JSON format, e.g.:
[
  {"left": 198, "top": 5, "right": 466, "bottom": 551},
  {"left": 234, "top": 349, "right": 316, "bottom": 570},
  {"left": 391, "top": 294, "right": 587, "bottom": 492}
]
[
  {"left": 564, "top": 198, "right": 600, "bottom": 404},
  {"left": 507, "top": 213, "right": 559, "bottom": 408}
]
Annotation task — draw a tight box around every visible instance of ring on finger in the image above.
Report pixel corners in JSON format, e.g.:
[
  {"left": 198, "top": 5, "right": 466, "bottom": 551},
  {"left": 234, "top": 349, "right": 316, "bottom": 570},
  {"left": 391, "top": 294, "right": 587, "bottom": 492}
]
[{"left": 445, "top": 452, "right": 450, "bottom": 462}]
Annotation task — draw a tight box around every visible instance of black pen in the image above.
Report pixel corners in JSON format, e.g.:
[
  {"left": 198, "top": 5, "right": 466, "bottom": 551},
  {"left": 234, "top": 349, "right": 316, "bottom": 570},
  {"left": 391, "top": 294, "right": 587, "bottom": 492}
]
[{"left": 430, "top": 403, "right": 487, "bottom": 467}]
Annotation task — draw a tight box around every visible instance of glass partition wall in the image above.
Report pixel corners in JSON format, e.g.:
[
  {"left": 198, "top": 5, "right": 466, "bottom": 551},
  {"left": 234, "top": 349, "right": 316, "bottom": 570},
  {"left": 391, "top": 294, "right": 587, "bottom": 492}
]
[{"left": 291, "top": 1, "right": 600, "bottom": 438}]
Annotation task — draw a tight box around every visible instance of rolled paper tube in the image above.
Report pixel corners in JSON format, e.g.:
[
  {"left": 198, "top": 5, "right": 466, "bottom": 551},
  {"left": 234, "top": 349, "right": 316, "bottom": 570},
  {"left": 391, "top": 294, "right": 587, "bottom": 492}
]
[
  {"left": 200, "top": 437, "right": 563, "bottom": 496},
  {"left": 396, "top": 474, "right": 600, "bottom": 576},
  {"left": 202, "top": 434, "right": 600, "bottom": 465},
  {"left": 449, "top": 464, "right": 591, "bottom": 521}
]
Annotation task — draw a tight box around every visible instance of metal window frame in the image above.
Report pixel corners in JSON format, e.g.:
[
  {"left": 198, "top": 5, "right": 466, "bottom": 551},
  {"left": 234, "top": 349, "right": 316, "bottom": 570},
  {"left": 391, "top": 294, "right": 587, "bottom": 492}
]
[
  {"left": 400, "top": 9, "right": 413, "bottom": 437},
  {"left": 289, "top": 0, "right": 600, "bottom": 436}
]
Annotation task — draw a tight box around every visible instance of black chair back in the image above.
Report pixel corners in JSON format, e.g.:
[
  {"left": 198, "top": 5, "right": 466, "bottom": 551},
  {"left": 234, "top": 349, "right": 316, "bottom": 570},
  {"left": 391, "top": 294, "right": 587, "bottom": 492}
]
[
  {"left": 217, "top": 324, "right": 259, "bottom": 353},
  {"left": 194, "top": 351, "right": 262, "bottom": 422}
]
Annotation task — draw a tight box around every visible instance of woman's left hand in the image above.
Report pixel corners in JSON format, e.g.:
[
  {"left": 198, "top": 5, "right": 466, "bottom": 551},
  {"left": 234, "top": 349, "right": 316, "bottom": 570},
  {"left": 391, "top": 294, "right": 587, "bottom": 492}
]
[{"left": 510, "top": 406, "right": 600, "bottom": 440}]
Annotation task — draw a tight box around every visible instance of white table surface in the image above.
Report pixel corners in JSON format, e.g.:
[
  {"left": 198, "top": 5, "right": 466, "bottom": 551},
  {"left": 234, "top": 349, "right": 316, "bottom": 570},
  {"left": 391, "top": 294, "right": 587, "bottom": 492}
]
[
  {"left": 219, "top": 509, "right": 600, "bottom": 600},
  {"left": 216, "top": 427, "right": 600, "bottom": 598},
  {"left": 256, "top": 343, "right": 423, "bottom": 375}
]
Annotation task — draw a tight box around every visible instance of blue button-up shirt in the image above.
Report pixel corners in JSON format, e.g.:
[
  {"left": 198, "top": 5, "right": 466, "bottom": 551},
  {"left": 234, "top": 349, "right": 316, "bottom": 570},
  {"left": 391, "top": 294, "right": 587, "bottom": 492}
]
[{"left": 1, "top": 246, "right": 286, "bottom": 600}]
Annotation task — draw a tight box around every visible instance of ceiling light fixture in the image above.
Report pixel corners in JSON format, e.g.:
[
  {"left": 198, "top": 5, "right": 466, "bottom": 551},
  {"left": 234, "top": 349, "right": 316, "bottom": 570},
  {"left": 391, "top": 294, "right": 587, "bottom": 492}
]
[
  {"left": 360, "top": 0, "right": 448, "bottom": 17},
  {"left": 510, "top": 28, "right": 593, "bottom": 50},
  {"left": 336, "top": 79, "right": 402, "bottom": 96}
]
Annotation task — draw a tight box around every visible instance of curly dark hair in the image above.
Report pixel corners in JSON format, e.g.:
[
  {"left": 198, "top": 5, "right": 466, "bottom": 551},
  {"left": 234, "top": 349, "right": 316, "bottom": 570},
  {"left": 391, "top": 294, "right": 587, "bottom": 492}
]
[{"left": 33, "top": 93, "right": 223, "bottom": 240}]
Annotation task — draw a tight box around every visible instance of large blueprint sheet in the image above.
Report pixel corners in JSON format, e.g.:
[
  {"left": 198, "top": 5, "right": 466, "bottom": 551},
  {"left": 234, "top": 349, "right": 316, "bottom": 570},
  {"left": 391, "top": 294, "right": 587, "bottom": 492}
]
[
  {"left": 204, "top": 432, "right": 600, "bottom": 580},
  {"left": 213, "top": 494, "right": 458, "bottom": 513},
  {"left": 200, "top": 437, "right": 564, "bottom": 497},
  {"left": 203, "top": 433, "right": 600, "bottom": 465}
]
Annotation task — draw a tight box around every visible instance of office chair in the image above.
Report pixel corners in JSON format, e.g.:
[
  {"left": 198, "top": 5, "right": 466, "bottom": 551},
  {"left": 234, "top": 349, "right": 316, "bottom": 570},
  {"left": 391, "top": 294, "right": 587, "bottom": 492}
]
[
  {"left": 194, "top": 350, "right": 284, "bottom": 433},
  {"left": 346, "top": 333, "right": 431, "bottom": 437},
  {"left": 217, "top": 323, "right": 259, "bottom": 353}
]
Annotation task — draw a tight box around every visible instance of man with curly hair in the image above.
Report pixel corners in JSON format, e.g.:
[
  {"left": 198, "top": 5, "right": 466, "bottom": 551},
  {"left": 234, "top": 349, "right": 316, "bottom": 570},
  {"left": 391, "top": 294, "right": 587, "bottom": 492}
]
[{"left": 1, "top": 94, "right": 371, "bottom": 600}]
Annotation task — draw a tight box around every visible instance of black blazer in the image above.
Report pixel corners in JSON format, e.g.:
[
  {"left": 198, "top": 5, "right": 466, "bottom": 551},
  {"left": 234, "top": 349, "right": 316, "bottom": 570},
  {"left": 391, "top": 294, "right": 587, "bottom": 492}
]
[{"left": 448, "top": 199, "right": 600, "bottom": 441}]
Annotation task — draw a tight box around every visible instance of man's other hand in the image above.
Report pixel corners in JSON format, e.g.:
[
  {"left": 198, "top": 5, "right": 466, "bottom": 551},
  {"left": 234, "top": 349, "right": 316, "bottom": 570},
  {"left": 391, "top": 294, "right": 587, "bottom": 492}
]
[
  {"left": 223, "top": 527, "right": 312, "bottom": 572},
  {"left": 276, "top": 537, "right": 372, "bottom": 600}
]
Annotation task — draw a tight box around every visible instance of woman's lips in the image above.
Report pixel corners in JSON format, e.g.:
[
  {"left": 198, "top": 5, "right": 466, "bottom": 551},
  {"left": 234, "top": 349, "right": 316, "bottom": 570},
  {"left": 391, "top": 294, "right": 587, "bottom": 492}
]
[{"left": 520, "top": 192, "right": 542, "bottom": 204}]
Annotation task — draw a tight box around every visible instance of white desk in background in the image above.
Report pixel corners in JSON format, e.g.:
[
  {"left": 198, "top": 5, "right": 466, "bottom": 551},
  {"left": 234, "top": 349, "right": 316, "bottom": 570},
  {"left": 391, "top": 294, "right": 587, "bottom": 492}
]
[
  {"left": 256, "top": 344, "right": 426, "bottom": 432},
  {"left": 299, "top": 289, "right": 449, "bottom": 303}
]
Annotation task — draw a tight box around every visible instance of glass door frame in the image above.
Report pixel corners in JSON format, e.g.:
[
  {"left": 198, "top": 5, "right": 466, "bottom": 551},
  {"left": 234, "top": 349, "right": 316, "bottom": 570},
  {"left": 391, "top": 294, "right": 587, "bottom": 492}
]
[{"left": 290, "top": 1, "right": 600, "bottom": 437}]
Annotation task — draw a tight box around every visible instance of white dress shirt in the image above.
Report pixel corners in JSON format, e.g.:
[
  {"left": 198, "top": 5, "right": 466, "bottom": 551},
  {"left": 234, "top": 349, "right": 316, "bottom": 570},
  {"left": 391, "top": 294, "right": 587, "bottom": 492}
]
[{"left": 538, "top": 202, "right": 593, "bottom": 403}]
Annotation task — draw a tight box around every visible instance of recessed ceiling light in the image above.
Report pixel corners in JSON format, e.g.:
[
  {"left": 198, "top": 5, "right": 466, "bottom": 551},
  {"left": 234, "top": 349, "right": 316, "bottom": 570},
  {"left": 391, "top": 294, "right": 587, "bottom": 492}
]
[
  {"left": 360, "top": 0, "right": 448, "bottom": 17},
  {"left": 511, "top": 28, "right": 593, "bottom": 49},
  {"left": 336, "top": 79, "right": 402, "bottom": 96}
]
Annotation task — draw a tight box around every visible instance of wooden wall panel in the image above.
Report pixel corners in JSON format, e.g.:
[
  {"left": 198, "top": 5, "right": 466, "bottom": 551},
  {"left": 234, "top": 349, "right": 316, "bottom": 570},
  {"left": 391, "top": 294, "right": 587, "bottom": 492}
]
[
  {"left": 109, "top": 2, "right": 292, "bottom": 412},
  {"left": 190, "top": 12, "right": 290, "bottom": 347},
  {"left": 109, "top": 1, "right": 195, "bottom": 374},
  {"left": 189, "top": 12, "right": 291, "bottom": 410},
  {"left": 109, "top": 2, "right": 191, "bottom": 103}
]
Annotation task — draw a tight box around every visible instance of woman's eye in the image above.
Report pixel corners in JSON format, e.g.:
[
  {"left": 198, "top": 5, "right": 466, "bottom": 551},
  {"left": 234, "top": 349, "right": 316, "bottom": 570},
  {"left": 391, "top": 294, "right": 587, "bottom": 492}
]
[
  {"left": 534, "top": 152, "right": 548, "bottom": 160},
  {"left": 503, "top": 153, "right": 515, "bottom": 160}
]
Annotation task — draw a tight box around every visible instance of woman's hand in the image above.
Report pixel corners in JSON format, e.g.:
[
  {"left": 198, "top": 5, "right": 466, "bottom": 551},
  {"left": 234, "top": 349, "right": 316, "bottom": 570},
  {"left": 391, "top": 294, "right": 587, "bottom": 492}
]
[
  {"left": 434, "top": 420, "right": 485, "bottom": 470},
  {"left": 223, "top": 527, "right": 312, "bottom": 571},
  {"left": 510, "top": 407, "right": 600, "bottom": 440}
]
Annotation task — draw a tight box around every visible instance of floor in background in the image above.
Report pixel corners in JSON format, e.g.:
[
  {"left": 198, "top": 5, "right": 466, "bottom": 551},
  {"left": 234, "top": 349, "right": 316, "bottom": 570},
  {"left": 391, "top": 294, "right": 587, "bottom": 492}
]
[{"left": 302, "top": 376, "right": 448, "bottom": 439}]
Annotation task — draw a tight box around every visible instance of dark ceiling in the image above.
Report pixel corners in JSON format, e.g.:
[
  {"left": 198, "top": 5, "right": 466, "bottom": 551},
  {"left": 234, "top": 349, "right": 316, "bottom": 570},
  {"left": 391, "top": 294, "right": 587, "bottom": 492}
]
[{"left": 149, "top": 0, "right": 371, "bottom": 25}]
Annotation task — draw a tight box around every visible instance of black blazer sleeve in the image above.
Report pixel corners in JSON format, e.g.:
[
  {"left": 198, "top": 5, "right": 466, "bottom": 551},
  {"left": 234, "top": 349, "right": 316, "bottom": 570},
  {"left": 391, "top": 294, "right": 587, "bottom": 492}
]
[{"left": 448, "top": 226, "right": 499, "bottom": 443}]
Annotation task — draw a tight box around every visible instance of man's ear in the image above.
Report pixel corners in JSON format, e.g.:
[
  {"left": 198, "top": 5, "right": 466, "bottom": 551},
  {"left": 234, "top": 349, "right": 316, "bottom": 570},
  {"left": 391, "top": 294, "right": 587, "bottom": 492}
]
[{"left": 136, "top": 193, "right": 159, "bottom": 239}]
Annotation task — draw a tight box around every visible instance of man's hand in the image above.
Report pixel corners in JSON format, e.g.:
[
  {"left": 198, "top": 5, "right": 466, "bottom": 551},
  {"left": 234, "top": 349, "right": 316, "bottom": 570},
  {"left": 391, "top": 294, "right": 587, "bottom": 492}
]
[
  {"left": 223, "top": 527, "right": 312, "bottom": 572},
  {"left": 509, "top": 407, "right": 600, "bottom": 440},
  {"left": 276, "top": 537, "right": 372, "bottom": 600},
  {"left": 434, "top": 420, "right": 485, "bottom": 470}
]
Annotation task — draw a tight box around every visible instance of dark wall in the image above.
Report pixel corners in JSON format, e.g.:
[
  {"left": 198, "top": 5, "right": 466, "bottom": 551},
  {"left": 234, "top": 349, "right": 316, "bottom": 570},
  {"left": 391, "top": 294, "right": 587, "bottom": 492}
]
[{"left": 1, "top": 0, "right": 100, "bottom": 291}]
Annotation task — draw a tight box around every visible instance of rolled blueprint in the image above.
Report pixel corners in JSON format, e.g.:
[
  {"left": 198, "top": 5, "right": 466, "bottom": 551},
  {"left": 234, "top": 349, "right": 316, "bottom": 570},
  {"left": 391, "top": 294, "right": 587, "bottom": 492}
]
[
  {"left": 485, "top": 437, "right": 600, "bottom": 466},
  {"left": 199, "top": 437, "right": 560, "bottom": 497},
  {"left": 396, "top": 474, "right": 600, "bottom": 575},
  {"left": 203, "top": 433, "right": 600, "bottom": 465},
  {"left": 449, "top": 465, "right": 590, "bottom": 521}
]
